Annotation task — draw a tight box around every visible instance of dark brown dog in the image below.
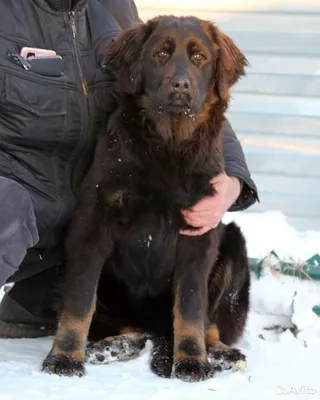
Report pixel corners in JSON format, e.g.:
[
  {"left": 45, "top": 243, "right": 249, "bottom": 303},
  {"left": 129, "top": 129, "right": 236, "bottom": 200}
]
[{"left": 42, "top": 16, "right": 250, "bottom": 382}]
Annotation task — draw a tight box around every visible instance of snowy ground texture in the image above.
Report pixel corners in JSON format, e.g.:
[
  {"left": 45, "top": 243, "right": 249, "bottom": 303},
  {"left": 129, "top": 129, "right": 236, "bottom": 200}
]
[{"left": 0, "top": 211, "right": 320, "bottom": 400}]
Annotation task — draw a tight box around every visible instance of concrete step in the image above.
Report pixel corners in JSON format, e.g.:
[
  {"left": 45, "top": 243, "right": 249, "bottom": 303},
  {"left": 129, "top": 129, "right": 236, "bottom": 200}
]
[
  {"left": 249, "top": 192, "right": 320, "bottom": 220},
  {"left": 228, "top": 93, "right": 320, "bottom": 117},
  {"left": 248, "top": 173, "right": 320, "bottom": 218},
  {"left": 226, "top": 112, "right": 320, "bottom": 137},
  {"left": 139, "top": 9, "right": 320, "bottom": 24},
  {"left": 233, "top": 74, "right": 320, "bottom": 97},
  {"left": 232, "top": 53, "right": 320, "bottom": 96},
  {"left": 237, "top": 134, "right": 320, "bottom": 178},
  {"left": 227, "top": 31, "right": 320, "bottom": 56},
  {"left": 239, "top": 132, "right": 320, "bottom": 155},
  {"left": 136, "top": 0, "right": 320, "bottom": 14},
  {"left": 243, "top": 53, "right": 320, "bottom": 75},
  {"left": 214, "top": 13, "right": 320, "bottom": 34},
  {"left": 245, "top": 153, "right": 320, "bottom": 179}
]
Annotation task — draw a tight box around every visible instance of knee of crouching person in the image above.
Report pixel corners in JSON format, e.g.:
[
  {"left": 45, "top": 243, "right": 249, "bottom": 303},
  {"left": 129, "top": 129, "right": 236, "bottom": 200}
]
[{"left": 0, "top": 177, "right": 39, "bottom": 281}]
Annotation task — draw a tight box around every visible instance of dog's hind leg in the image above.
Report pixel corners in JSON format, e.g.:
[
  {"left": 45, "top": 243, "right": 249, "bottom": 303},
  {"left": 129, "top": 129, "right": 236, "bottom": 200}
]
[
  {"left": 206, "top": 324, "right": 246, "bottom": 372},
  {"left": 206, "top": 222, "right": 250, "bottom": 373},
  {"left": 86, "top": 331, "right": 152, "bottom": 364}
]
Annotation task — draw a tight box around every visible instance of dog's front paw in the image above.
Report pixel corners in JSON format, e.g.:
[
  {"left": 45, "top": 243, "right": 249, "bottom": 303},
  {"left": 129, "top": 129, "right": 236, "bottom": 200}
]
[
  {"left": 42, "top": 354, "right": 85, "bottom": 377},
  {"left": 173, "top": 359, "right": 214, "bottom": 382}
]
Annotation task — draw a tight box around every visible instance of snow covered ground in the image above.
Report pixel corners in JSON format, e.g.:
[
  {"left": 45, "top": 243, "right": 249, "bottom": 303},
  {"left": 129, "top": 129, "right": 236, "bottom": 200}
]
[{"left": 0, "top": 211, "right": 319, "bottom": 400}]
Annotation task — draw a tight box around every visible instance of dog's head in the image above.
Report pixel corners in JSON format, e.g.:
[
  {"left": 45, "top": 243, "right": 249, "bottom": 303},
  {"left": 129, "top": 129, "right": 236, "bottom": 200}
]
[{"left": 104, "top": 16, "right": 248, "bottom": 117}]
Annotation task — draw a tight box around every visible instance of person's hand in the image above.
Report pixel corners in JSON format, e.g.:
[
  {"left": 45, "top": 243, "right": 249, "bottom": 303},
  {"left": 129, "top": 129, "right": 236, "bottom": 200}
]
[{"left": 180, "top": 172, "right": 241, "bottom": 236}]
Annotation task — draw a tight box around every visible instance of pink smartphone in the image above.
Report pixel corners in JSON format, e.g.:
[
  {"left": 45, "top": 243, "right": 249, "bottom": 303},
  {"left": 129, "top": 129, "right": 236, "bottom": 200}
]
[{"left": 20, "top": 47, "right": 57, "bottom": 59}]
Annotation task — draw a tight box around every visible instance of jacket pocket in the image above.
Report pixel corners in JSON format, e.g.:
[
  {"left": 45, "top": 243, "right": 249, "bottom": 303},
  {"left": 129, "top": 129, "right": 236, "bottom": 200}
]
[{"left": 5, "top": 73, "right": 67, "bottom": 117}]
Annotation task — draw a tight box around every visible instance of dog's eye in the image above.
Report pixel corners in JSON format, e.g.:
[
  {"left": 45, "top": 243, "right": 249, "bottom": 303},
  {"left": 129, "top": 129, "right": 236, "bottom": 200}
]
[
  {"left": 157, "top": 50, "right": 169, "bottom": 59},
  {"left": 191, "top": 53, "right": 205, "bottom": 62}
]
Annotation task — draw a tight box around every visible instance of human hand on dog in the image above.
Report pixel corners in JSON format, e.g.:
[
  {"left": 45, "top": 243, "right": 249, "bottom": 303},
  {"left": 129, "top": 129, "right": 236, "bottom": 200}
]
[{"left": 180, "top": 172, "right": 241, "bottom": 236}]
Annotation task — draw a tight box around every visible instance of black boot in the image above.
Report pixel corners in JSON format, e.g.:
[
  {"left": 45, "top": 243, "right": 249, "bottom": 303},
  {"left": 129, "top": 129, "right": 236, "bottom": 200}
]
[{"left": 0, "top": 267, "right": 59, "bottom": 338}]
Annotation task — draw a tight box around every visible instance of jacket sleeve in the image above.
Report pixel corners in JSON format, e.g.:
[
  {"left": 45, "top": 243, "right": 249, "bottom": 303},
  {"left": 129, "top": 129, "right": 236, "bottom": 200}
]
[{"left": 222, "top": 119, "right": 259, "bottom": 211}]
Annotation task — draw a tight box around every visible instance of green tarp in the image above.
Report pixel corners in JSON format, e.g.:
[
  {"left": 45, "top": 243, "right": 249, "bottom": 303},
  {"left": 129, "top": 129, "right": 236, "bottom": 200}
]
[{"left": 249, "top": 251, "right": 320, "bottom": 317}]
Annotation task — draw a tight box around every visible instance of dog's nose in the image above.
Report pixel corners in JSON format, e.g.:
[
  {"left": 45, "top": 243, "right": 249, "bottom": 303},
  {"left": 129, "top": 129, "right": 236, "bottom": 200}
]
[{"left": 171, "top": 76, "right": 190, "bottom": 91}]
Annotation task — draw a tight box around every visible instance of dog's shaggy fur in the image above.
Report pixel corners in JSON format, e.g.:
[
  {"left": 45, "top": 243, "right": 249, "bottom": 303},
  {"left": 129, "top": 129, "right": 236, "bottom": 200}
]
[{"left": 42, "top": 16, "right": 250, "bottom": 382}]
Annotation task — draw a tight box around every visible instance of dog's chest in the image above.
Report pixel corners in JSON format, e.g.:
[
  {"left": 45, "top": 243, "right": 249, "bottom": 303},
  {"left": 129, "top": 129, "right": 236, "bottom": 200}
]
[
  {"left": 103, "top": 135, "right": 217, "bottom": 296},
  {"left": 105, "top": 120, "right": 218, "bottom": 214},
  {"left": 105, "top": 167, "right": 213, "bottom": 297},
  {"left": 136, "top": 158, "right": 214, "bottom": 212},
  {"left": 110, "top": 213, "right": 178, "bottom": 297}
]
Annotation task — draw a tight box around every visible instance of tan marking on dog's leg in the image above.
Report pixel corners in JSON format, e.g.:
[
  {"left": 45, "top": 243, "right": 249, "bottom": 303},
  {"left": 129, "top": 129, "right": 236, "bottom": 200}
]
[
  {"left": 206, "top": 324, "right": 228, "bottom": 350},
  {"left": 206, "top": 324, "right": 247, "bottom": 373},
  {"left": 119, "top": 327, "right": 140, "bottom": 335},
  {"left": 173, "top": 303, "right": 206, "bottom": 363},
  {"left": 51, "top": 295, "right": 96, "bottom": 362}
]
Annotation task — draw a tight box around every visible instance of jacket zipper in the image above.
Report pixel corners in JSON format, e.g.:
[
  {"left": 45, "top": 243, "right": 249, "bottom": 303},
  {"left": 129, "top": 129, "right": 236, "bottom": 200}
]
[
  {"left": 67, "top": 11, "right": 89, "bottom": 200},
  {"left": 69, "top": 11, "right": 88, "bottom": 97}
]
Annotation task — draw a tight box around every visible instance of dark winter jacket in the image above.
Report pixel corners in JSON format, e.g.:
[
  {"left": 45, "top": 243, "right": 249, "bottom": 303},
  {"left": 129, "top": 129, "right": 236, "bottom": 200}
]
[{"left": 0, "top": 0, "right": 258, "bottom": 282}]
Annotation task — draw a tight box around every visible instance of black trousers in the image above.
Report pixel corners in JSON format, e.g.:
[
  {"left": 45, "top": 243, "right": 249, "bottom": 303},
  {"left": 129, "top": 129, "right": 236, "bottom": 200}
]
[{"left": 0, "top": 177, "right": 40, "bottom": 286}]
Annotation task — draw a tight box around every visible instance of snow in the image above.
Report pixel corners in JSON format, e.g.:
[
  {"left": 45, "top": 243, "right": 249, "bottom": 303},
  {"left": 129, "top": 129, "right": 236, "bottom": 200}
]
[{"left": 0, "top": 211, "right": 320, "bottom": 400}]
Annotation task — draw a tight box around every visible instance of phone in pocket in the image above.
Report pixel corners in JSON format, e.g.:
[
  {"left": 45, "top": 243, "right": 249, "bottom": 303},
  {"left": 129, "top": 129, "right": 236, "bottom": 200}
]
[
  {"left": 8, "top": 47, "right": 63, "bottom": 76},
  {"left": 20, "top": 47, "right": 57, "bottom": 59}
]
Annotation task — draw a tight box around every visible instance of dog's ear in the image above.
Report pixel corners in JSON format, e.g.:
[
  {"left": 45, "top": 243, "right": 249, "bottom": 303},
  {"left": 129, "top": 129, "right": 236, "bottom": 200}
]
[
  {"left": 103, "top": 21, "right": 156, "bottom": 93},
  {"left": 210, "top": 25, "right": 249, "bottom": 101}
]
